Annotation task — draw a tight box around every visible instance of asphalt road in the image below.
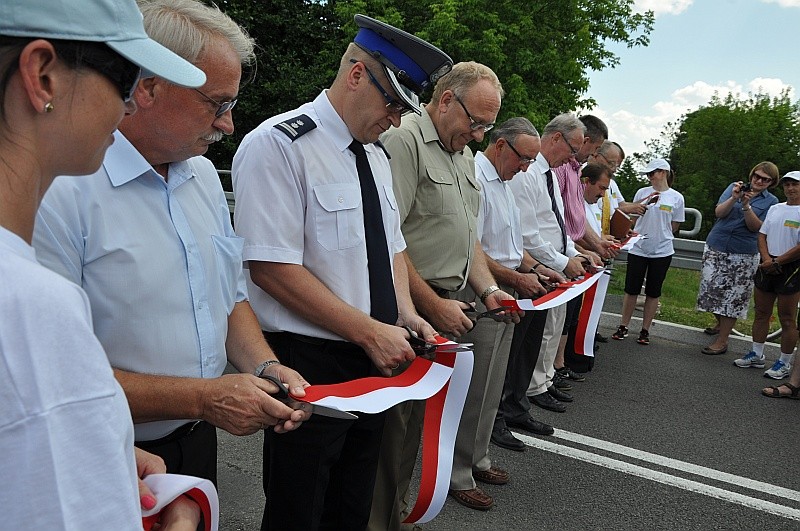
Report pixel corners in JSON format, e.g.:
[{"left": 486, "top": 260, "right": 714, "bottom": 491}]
[{"left": 216, "top": 310, "right": 800, "bottom": 531}]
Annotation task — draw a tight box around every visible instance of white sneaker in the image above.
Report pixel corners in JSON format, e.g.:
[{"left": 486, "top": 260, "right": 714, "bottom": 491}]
[
  {"left": 734, "top": 351, "right": 765, "bottom": 368},
  {"left": 764, "top": 360, "right": 792, "bottom": 379}
]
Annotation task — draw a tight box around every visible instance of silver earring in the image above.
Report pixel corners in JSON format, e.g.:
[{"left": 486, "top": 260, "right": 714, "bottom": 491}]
[{"left": 44, "top": 102, "right": 54, "bottom": 113}]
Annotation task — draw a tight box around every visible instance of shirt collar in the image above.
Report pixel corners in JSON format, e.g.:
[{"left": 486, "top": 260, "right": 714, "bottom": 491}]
[
  {"left": 533, "top": 151, "right": 550, "bottom": 174},
  {"left": 313, "top": 90, "right": 355, "bottom": 153},
  {"left": 104, "top": 131, "right": 194, "bottom": 188},
  {"left": 475, "top": 151, "right": 501, "bottom": 183},
  {"left": 0, "top": 225, "right": 35, "bottom": 262}
]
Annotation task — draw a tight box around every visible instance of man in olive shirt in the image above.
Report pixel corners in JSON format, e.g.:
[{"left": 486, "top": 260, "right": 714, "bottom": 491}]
[{"left": 369, "top": 62, "right": 519, "bottom": 527}]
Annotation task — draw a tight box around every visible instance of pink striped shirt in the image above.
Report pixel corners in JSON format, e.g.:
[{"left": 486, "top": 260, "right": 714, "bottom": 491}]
[{"left": 554, "top": 159, "right": 586, "bottom": 240}]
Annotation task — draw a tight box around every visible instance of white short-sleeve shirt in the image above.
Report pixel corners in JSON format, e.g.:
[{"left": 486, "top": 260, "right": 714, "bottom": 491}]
[
  {"left": 233, "top": 90, "right": 405, "bottom": 340},
  {"left": 630, "top": 186, "right": 686, "bottom": 258},
  {"left": 475, "top": 151, "right": 523, "bottom": 270},
  {"left": 759, "top": 202, "right": 800, "bottom": 256},
  {"left": 1, "top": 227, "right": 140, "bottom": 529}
]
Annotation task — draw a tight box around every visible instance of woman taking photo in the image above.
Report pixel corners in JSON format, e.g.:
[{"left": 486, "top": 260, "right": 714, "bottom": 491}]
[
  {"left": 734, "top": 172, "right": 800, "bottom": 380},
  {"left": 697, "top": 162, "right": 779, "bottom": 355},
  {"left": 612, "top": 159, "right": 685, "bottom": 346},
  {"left": 0, "top": 0, "right": 205, "bottom": 528}
]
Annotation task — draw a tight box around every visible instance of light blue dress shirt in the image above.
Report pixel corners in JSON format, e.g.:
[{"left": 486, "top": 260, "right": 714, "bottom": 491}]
[{"left": 33, "top": 131, "right": 247, "bottom": 441}]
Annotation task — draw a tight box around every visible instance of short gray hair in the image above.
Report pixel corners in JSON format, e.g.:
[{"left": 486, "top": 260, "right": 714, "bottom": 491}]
[
  {"left": 598, "top": 140, "right": 624, "bottom": 161},
  {"left": 430, "top": 61, "right": 504, "bottom": 104},
  {"left": 490, "top": 117, "right": 539, "bottom": 144},
  {"left": 542, "top": 113, "right": 585, "bottom": 140},
  {"left": 137, "top": 0, "right": 255, "bottom": 66}
]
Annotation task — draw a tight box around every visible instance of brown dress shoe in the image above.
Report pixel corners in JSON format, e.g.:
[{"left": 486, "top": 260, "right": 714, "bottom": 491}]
[
  {"left": 448, "top": 487, "right": 494, "bottom": 510},
  {"left": 473, "top": 466, "right": 510, "bottom": 485}
]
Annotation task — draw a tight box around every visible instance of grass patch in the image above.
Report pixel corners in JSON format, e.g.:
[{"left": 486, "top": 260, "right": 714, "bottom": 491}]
[{"left": 607, "top": 264, "right": 780, "bottom": 335}]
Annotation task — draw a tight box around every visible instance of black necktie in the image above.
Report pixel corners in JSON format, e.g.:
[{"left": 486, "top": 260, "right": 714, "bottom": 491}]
[
  {"left": 545, "top": 169, "right": 567, "bottom": 252},
  {"left": 348, "top": 140, "right": 398, "bottom": 325}
]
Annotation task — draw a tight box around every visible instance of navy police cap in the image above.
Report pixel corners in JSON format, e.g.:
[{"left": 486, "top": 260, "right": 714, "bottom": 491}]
[{"left": 353, "top": 14, "right": 452, "bottom": 115}]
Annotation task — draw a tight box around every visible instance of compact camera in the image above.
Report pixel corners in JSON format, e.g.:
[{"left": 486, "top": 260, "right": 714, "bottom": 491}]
[{"left": 740, "top": 183, "right": 752, "bottom": 193}]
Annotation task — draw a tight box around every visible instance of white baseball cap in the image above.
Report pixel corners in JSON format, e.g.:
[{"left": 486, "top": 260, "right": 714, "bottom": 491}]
[
  {"left": 0, "top": 0, "right": 205, "bottom": 88},
  {"left": 780, "top": 171, "right": 800, "bottom": 183},
  {"left": 638, "top": 158, "right": 671, "bottom": 174}
]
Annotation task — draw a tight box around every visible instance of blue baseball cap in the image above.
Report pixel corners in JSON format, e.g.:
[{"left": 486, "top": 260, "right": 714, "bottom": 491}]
[
  {"left": 353, "top": 14, "right": 452, "bottom": 115},
  {"left": 0, "top": 0, "right": 205, "bottom": 88}
]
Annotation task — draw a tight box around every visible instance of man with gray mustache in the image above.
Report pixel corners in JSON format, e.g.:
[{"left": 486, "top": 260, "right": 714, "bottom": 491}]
[{"left": 32, "top": 0, "right": 311, "bottom": 484}]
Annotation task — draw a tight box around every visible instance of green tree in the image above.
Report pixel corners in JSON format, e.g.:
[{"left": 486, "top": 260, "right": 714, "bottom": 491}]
[
  {"left": 206, "top": 0, "right": 653, "bottom": 174},
  {"left": 665, "top": 92, "right": 800, "bottom": 238}
]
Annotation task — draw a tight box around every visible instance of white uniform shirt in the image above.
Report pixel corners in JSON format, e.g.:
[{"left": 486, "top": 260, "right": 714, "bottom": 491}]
[
  {"left": 508, "top": 152, "right": 578, "bottom": 271},
  {"left": 585, "top": 198, "right": 603, "bottom": 236},
  {"left": 630, "top": 186, "right": 686, "bottom": 258},
  {"left": 1, "top": 227, "right": 140, "bottom": 529},
  {"left": 475, "top": 151, "right": 523, "bottom": 269},
  {"left": 33, "top": 131, "right": 245, "bottom": 440},
  {"left": 759, "top": 202, "right": 800, "bottom": 256},
  {"left": 233, "top": 90, "right": 405, "bottom": 340}
]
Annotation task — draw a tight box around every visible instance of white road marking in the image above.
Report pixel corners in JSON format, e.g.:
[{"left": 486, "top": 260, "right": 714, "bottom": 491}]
[
  {"left": 551, "top": 428, "right": 800, "bottom": 503},
  {"left": 515, "top": 431, "right": 800, "bottom": 521}
]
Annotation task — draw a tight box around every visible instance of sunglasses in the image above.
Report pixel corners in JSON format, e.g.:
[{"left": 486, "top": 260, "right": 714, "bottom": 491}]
[
  {"left": 81, "top": 49, "right": 142, "bottom": 103},
  {"left": 751, "top": 173, "right": 772, "bottom": 184}
]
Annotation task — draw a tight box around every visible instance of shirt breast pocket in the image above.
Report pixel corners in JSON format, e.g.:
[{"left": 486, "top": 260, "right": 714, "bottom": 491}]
[
  {"left": 313, "top": 183, "right": 363, "bottom": 251},
  {"left": 211, "top": 234, "right": 245, "bottom": 312},
  {"left": 424, "top": 168, "right": 458, "bottom": 215}
]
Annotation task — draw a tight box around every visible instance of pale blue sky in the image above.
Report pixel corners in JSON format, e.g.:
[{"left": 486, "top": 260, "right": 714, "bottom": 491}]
[{"left": 586, "top": 0, "right": 800, "bottom": 156}]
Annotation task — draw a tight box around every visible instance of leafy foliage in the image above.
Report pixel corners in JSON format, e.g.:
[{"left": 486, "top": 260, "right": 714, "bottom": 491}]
[
  {"left": 205, "top": 0, "right": 653, "bottom": 170},
  {"left": 664, "top": 92, "right": 800, "bottom": 238}
]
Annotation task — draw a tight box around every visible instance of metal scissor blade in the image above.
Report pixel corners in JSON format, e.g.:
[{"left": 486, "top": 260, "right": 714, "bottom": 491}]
[{"left": 288, "top": 399, "right": 359, "bottom": 420}]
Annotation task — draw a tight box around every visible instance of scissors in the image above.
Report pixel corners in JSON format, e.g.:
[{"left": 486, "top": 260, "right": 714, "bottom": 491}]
[
  {"left": 261, "top": 374, "right": 358, "bottom": 420},
  {"left": 403, "top": 326, "right": 473, "bottom": 356},
  {"left": 462, "top": 306, "right": 506, "bottom": 323}
]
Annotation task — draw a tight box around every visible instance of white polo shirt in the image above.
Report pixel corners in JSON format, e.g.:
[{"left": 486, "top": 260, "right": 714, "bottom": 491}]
[
  {"left": 760, "top": 202, "right": 800, "bottom": 256},
  {"left": 233, "top": 90, "right": 405, "bottom": 340},
  {"left": 475, "top": 151, "right": 523, "bottom": 269}
]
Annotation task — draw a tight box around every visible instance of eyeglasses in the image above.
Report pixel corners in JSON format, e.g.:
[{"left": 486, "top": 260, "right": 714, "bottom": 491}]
[
  {"left": 194, "top": 88, "right": 237, "bottom": 118},
  {"left": 560, "top": 133, "right": 579, "bottom": 157},
  {"left": 751, "top": 173, "right": 772, "bottom": 183},
  {"left": 506, "top": 139, "right": 534, "bottom": 165},
  {"left": 454, "top": 94, "right": 494, "bottom": 132},
  {"left": 362, "top": 64, "right": 412, "bottom": 116},
  {"left": 82, "top": 51, "right": 142, "bottom": 103},
  {"left": 596, "top": 151, "right": 619, "bottom": 172}
]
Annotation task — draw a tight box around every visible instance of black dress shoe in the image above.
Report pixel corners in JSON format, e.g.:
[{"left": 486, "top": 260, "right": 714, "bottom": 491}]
[
  {"left": 595, "top": 332, "right": 609, "bottom": 343},
  {"left": 548, "top": 386, "right": 573, "bottom": 402},
  {"left": 552, "top": 371, "right": 572, "bottom": 391},
  {"left": 490, "top": 428, "right": 525, "bottom": 451},
  {"left": 529, "top": 391, "right": 567, "bottom": 413},
  {"left": 507, "top": 416, "right": 554, "bottom": 435}
]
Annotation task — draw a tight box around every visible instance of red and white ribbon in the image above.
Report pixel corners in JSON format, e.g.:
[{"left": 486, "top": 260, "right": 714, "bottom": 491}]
[
  {"left": 141, "top": 474, "right": 218, "bottom": 531},
  {"left": 501, "top": 268, "right": 606, "bottom": 311},
  {"left": 573, "top": 272, "right": 611, "bottom": 357},
  {"left": 299, "top": 349, "right": 474, "bottom": 524},
  {"left": 618, "top": 234, "right": 642, "bottom": 251}
]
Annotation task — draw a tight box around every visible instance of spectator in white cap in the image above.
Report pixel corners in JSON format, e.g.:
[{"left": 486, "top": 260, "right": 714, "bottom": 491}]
[
  {"left": 611, "top": 158, "right": 685, "bottom": 345},
  {"left": 735, "top": 170, "right": 800, "bottom": 379},
  {"left": 232, "top": 14, "right": 450, "bottom": 531},
  {"left": 33, "top": 0, "right": 311, "bottom": 488},
  {"left": 0, "top": 0, "right": 207, "bottom": 528}
]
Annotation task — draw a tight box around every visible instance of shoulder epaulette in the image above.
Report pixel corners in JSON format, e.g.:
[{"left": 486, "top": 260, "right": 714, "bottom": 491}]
[
  {"left": 374, "top": 140, "right": 391, "bottom": 160},
  {"left": 273, "top": 114, "right": 316, "bottom": 141}
]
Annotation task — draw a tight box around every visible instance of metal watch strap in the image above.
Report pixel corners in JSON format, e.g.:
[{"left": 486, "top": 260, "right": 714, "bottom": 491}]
[
  {"left": 479, "top": 284, "right": 500, "bottom": 304},
  {"left": 253, "top": 359, "right": 280, "bottom": 377}
]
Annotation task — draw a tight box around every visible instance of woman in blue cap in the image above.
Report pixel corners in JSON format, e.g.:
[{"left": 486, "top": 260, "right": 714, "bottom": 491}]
[{"left": 0, "top": 0, "right": 206, "bottom": 529}]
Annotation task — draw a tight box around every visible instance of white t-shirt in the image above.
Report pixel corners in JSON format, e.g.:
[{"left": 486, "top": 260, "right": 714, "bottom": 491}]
[
  {"left": 630, "top": 187, "right": 686, "bottom": 258},
  {"left": 0, "top": 227, "right": 140, "bottom": 529},
  {"left": 759, "top": 202, "right": 800, "bottom": 256}
]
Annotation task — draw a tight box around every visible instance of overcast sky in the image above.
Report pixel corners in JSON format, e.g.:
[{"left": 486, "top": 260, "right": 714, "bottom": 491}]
[{"left": 586, "top": 0, "right": 800, "bottom": 159}]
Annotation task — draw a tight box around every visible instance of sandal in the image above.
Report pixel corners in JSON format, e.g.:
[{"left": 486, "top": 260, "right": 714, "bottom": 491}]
[
  {"left": 703, "top": 327, "right": 720, "bottom": 335},
  {"left": 762, "top": 382, "right": 800, "bottom": 399},
  {"left": 611, "top": 325, "right": 628, "bottom": 340},
  {"left": 637, "top": 329, "right": 650, "bottom": 345}
]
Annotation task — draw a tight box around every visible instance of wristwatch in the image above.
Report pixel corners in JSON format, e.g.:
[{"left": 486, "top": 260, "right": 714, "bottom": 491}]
[
  {"left": 479, "top": 284, "right": 500, "bottom": 304},
  {"left": 253, "top": 359, "right": 281, "bottom": 377}
]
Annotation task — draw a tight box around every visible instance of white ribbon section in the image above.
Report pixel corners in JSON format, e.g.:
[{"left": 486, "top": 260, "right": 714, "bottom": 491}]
[
  {"left": 513, "top": 269, "right": 605, "bottom": 311},
  {"left": 576, "top": 272, "right": 611, "bottom": 356},
  {"left": 142, "top": 473, "right": 219, "bottom": 531}
]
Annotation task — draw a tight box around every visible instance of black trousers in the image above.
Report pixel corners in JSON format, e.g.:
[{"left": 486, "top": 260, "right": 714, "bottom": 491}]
[
  {"left": 495, "top": 309, "right": 548, "bottom": 428},
  {"left": 562, "top": 294, "right": 595, "bottom": 372},
  {"left": 136, "top": 420, "right": 218, "bottom": 485},
  {"left": 261, "top": 332, "right": 386, "bottom": 531}
]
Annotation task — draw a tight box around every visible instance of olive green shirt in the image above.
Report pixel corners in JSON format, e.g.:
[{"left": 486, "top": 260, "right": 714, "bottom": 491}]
[{"left": 381, "top": 109, "right": 480, "bottom": 292}]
